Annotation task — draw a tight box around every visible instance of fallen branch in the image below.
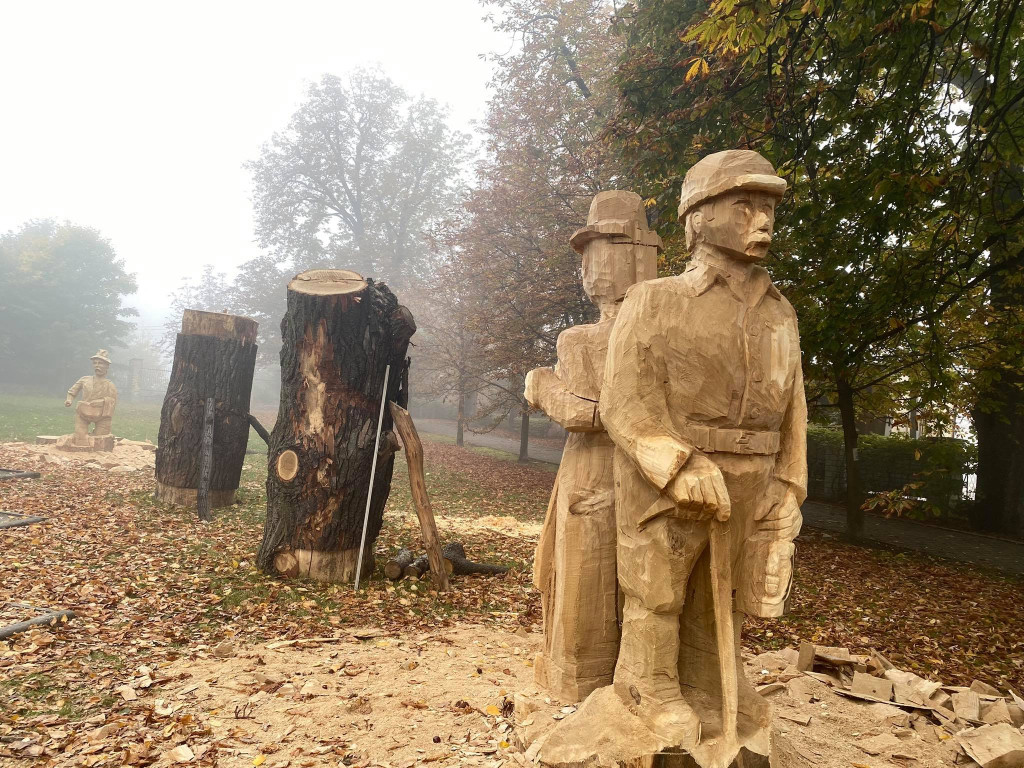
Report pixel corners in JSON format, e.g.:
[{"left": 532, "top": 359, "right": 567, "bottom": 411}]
[{"left": 442, "top": 542, "right": 510, "bottom": 576}]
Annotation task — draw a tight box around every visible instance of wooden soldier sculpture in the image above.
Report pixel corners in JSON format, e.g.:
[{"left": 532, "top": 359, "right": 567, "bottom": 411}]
[
  {"left": 525, "top": 190, "right": 661, "bottom": 703},
  {"left": 533, "top": 151, "right": 806, "bottom": 768},
  {"left": 60, "top": 349, "right": 118, "bottom": 451}
]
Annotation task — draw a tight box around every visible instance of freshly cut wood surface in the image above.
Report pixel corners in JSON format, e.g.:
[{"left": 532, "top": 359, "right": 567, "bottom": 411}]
[{"left": 287, "top": 268, "right": 367, "bottom": 296}]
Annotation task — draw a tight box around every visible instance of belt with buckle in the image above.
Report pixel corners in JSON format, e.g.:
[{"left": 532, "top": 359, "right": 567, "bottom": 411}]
[{"left": 682, "top": 423, "right": 780, "bottom": 455}]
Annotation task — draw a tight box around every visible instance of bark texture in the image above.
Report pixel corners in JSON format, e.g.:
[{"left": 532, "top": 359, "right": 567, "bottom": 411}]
[
  {"left": 155, "top": 310, "right": 258, "bottom": 508},
  {"left": 257, "top": 270, "right": 414, "bottom": 583}
]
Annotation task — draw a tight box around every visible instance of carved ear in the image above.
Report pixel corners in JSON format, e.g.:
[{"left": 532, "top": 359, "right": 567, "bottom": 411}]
[{"left": 685, "top": 210, "right": 704, "bottom": 251}]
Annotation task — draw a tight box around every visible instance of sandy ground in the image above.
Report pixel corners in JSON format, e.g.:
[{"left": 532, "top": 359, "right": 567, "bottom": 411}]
[
  {"left": 1, "top": 438, "right": 156, "bottom": 473},
  {"left": 101, "top": 626, "right": 969, "bottom": 768}
]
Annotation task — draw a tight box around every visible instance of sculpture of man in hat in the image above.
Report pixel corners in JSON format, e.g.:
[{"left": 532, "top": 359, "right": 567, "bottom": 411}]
[
  {"left": 525, "top": 190, "right": 661, "bottom": 702},
  {"left": 64, "top": 350, "right": 119, "bottom": 446},
  {"left": 597, "top": 150, "right": 806, "bottom": 759}
]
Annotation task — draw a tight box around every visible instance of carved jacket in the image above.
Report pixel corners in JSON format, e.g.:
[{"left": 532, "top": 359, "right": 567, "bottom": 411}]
[
  {"left": 599, "top": 257, "right": 807, "bottom": 502},
  {"left": 68, "top": 375, "right": 118, "bottom": 415}
]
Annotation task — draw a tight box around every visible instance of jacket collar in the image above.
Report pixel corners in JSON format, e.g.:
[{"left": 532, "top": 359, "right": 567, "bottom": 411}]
[{"left": 685, "top": 255, "right": 782, "bottom": 304}]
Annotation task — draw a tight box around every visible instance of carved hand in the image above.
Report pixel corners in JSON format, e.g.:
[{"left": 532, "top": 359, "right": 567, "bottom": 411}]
[
  {"left": 64, "top": 398, "right": 72, "bottom": 407},
  {"left": 755, "top": 483, "right": 802, "bottom": 541},
  {"left": 523, "top": 367, "right": 554, "bottom": 410},
  {"left": 763, "top": 540, "right": 795, "bottom": 598},
  {"left": 664, "top": 453, "right": 731, "bottom": 522}
]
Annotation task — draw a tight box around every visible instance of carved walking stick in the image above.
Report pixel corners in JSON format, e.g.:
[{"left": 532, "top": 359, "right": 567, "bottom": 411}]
[{"left": 709, "top": 518, "right": 738, "bottom": 744}]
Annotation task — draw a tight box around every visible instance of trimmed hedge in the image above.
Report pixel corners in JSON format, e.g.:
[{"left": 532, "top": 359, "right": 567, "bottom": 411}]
[{"left": 807, "top": 425, "right": 976, "bottom": 520}]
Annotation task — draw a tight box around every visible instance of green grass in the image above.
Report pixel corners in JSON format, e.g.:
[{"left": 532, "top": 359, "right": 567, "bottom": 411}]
[
  {"left": 0, "top": 392, "right": 269, "bottom": 446},
  {"left": 0, "top": 393, "right": 163, "bottom": 443}
]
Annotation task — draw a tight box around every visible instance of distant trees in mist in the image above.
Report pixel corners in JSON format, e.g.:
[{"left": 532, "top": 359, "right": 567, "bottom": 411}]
[{"left": 0, "top": 220, "right": 137, "bottom": 388}]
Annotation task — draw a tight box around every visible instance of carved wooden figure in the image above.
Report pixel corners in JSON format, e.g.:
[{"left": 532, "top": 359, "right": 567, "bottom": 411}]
[
  {"left": 58, "top": 350, "right": 118, "bottom": 452},
  {"left": 526, "top": 190, "right": 660, "bottom": 702},
  {"left": 534, "top": 151, "right": 807, "bottom": 768}
]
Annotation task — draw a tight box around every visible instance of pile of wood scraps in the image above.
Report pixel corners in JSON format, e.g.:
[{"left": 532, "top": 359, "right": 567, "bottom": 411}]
[{"left": 780, "top": 641, "right": 1024, "bottom": 767}]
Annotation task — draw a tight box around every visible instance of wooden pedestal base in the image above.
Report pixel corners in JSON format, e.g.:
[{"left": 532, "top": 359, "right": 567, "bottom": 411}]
[
  {"left": 54, "top": 434, "right": 115, "bottom": 452},
  {"left": 519, "top": 686, "right": 774, "bottom": 768}
]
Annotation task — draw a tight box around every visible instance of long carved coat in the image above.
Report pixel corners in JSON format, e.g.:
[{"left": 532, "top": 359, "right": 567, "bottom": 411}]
[{"left": 528, "top": 317, "right": 620, "bottom": 702}]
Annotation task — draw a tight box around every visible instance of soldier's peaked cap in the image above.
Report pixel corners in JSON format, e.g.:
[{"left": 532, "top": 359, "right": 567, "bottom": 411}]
[
  {"left": 678, "top": 150, "right": 787, "bottom": 221},
  {"left": 569, "top": 190, "right": 662, "bottom": 255}
]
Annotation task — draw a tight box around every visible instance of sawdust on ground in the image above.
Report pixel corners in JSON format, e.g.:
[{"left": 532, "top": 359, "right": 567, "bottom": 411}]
[
  {"left": 1, "top": 438, "right": 156, "bottom": 473},
  {"left": 111, "top": 627, "right": 966, "bottom": 768}
]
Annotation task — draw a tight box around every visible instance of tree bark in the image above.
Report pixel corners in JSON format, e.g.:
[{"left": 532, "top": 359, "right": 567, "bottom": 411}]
[
  {"left": 442, "top": 541, "right": 510, "bottom": 576},
  {"left": 519, "top": 407, "right": 530, "bottom": 463},
  {"left": 837, "top": 376, "right": 865, "bottom": 541},
  {"left": 389, "top": 402, "right": 449, "bottom": 590},
  {"left": 257, "top": 269, "right": 415, "bottom": 584},
  {"left": 155, "top": 310, "right": 258, "bottom": 508},
  {"left": 972, "top": 386, "right": 1024, "bottom": 537},
  {"left": 385, "top": 547, "right": 415, "bottom": 580}
]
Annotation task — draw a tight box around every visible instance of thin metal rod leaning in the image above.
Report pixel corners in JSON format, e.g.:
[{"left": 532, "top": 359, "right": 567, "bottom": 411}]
[{"left": 354, "top": 364, "right": 390, "bottom": 592}]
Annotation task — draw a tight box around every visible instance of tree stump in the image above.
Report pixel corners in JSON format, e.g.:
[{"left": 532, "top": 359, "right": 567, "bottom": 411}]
[
  {"left": 155, "top": 310, "right": 259, "bottom": 508},
  {"left": 257, "top": 269, "right": 415, "bottom": 583}
]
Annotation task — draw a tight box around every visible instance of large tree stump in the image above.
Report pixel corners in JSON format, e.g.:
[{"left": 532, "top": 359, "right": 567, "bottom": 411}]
[
  {"left": 155, "top": 310, "right": 258, "bottom": 508},
  {"left": 257, "top": 269, "right": 415, "bottom": 583}
]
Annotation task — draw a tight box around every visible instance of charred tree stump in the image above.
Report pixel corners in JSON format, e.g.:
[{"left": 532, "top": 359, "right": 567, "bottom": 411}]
[
  {"left": 257, "top": 269, "right": 415, "bottom": 584},
  {"left": 155, "top": 310, "right": 258, "bottom": 508}
]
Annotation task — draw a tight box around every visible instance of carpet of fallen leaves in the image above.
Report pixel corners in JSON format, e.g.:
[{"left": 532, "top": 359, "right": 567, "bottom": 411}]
[{"left": 2, "top": 437, "right": 1023, "bottom": 766}]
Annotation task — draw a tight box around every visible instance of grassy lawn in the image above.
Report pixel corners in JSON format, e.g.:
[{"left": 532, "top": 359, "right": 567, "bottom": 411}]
[
  {"left": 0, "top": 392, "right": 267, "bottom": 446},
  {"left": 0, "top": 393, "right": 163, "bottom": 443}
]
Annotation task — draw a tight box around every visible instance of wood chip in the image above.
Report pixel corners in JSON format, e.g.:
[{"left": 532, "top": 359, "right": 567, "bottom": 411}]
[
  {"left": 851, "top": 671, "right": 894, "bottom": 702},
  {"left": 953, "top": 690, "right": 983, "bottom": 722},
  {"left": 778, "top": 710, "right": 811, "bottom": 726},
  {"left": 954, "top": 723, "right": 1024, "bottom": 767}
]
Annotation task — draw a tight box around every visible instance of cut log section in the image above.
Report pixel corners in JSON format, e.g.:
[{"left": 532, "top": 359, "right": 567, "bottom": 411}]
[
  {"left": 385, "top": 548, "right": 415, "bottom": 580},
  {"left": 257, "top": 269, "right": 415, "bottom": 584},
  {"left": 155, "top": 310, "right": 258, "bottom": 508}
]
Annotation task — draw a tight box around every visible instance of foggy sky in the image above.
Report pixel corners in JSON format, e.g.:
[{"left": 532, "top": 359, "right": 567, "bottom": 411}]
[{"left": 0, "top": 1, "right": 507, "bottom": 333}]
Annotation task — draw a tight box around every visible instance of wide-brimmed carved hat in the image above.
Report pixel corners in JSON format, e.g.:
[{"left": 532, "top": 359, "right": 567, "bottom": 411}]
[
  {"left": 678, "top": 150, "right": 787, "bottom": 221},
  {"left": 569, "top": 190, "right": 663, "bottom": 255},
  {"left": 90, "top": 349, "right": 112, "bottom": 364}
]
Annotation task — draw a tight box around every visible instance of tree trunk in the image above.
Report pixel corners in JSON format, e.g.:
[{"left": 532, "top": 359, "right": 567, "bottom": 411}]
[
  {"left": 519, "top": 406, "right": 530, "bottom": 463},
  {"left": 155, "top": 310, "right": 258, "bottom": 508},
  {"left": 257, "top": 270, "right": 415, "bottom": 584},
  {"left": 972, "top": 387, "right": 1024, "bottom": 538},
  {"left": 456, "top": 386, "right": 466, "bottom": 448},
  {"left": 837, "top": 376, "right": 864, "bottom": 541}
]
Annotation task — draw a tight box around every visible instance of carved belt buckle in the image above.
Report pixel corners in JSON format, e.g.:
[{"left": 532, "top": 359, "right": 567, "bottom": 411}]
[{"left": 735, "top": 429, "right": 755, "bottom": 454}]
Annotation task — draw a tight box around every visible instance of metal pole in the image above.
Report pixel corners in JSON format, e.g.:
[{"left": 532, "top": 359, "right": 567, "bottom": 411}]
[{"left": 354, "top": 364, "right": 390, "bottom": 592}]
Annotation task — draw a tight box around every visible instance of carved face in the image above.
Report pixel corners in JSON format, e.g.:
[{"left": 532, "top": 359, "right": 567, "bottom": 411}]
[
  {"left": 581, "top": 237, "right": 635, "bottom": 307},
  {"left": 693, "top": 190, "right": 777, "bottom": 262},
  {"left": 92, "top": 359, "right": 109, "bottom": 376}
]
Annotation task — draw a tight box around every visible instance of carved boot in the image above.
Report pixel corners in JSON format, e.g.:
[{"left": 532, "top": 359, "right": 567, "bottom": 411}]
[{"left": 614, "top": 598, "right": 699, "bottom": 745}]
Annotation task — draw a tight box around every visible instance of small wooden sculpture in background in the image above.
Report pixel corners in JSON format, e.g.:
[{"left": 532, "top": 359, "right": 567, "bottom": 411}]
[
  {"left": 534, "top": 151, "right": 807, "bottom": 768},
  {"left": 525, "top": 190, "right": 661, "bottom": 702},
  {"left": 59, "top": 350, "right": 118, "bottom": 452}
]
